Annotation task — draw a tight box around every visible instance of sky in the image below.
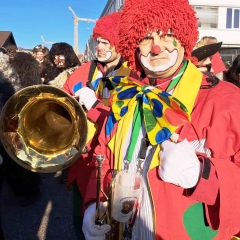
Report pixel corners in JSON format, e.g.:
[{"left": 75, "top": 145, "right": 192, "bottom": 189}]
[{"left": 0, "top": 0, "right": 108, "bottom": 54}]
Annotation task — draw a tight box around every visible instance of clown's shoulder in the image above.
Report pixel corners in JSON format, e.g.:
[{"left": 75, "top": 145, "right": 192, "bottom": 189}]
[
  {"left": 62, "top": 60, "right": 99, "bottom": 94},
  {"left": 198, "top": 73, "right": 240, "bottom": 104}
]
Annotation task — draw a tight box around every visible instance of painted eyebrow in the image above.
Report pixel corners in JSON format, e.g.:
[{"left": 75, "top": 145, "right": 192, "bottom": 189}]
[
  {"left": 100, "top": 40, "right": 109, "bottom": 43},
  {"left": 96, "top": 37, "right": 109, "bottom": 43}
]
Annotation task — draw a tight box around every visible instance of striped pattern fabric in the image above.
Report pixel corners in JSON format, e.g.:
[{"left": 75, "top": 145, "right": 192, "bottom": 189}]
[
  {"left": 190, "top": 139, "right": 212, "bottom": 158},
  {"left": 121, "top": 122, "right": 155, "bottom": 240}
]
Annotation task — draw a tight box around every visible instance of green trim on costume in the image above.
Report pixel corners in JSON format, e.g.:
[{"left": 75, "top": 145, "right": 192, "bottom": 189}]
[
  {"left": 125, "top": 102, "right": 142, "bottom": 162},
  {"left": 166, "top": 59, "right": 188, "bottom": 92}
]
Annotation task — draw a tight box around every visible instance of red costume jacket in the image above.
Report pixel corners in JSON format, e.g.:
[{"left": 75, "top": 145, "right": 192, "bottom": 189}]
[
  {"left": 62, "top": 60, "right": 136, "bottom": 207},
  {"left": 85, "top": 62, "right": 240, "bottom": 239},
  {"left": 62, "top": 61, "right": 108, "bottom": 199}
]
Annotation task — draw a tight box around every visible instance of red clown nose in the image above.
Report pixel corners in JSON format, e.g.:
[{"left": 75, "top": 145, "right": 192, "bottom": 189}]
[{"left": 151, "top": 45, "right": 161, "bottom": 54}]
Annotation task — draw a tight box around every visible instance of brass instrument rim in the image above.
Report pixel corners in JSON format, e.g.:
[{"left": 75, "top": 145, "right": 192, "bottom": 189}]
[{"left": 0, "top": 85, "right": 88, "bottom": 173}]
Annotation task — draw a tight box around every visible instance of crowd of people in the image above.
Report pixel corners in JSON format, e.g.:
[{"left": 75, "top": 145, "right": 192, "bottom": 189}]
[{"left": 1, "top": 0, "right": 240, "bottom": 239}]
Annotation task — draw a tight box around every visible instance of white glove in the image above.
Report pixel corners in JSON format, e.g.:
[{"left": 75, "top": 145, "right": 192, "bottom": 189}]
[
  {"left": 143, "top": 85, "right": 155, "bottom": 91},
  {"left": 158, "top": 139, "right": 201, "bottom": 189},
  {"left": 82, "top": 202, "right": 111, "bottom": 240},
  {"left": 75, "top": 86, "right": 97, "bottom": 111}
]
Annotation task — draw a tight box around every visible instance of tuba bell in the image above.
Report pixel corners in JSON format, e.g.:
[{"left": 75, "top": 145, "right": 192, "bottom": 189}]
[{"left": 0, "top": 85, "right": 88, "bottom": 173}]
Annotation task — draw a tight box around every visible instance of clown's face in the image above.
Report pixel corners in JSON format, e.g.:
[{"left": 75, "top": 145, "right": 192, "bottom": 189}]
[
  {"left": 54, "top": 55, "right": 65, "bottom": 68},
  {"left": 95, "top": 37, "right": 120, "bottom": 63},
  {"left": 136, "top": 30, "right": 184, "bottom": 78}
]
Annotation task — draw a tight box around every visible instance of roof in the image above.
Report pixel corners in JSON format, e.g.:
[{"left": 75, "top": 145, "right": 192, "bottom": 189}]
[{"left": 0, "top": 31, "right": 17, "bottom": 47}]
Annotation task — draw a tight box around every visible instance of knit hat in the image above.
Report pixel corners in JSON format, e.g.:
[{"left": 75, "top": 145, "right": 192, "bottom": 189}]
[
  {"left": 93, "top": 11, "right": 121, "bottom": 50},
  {"left": 118, "top": 0, "right": 199, "bottom": 71}
]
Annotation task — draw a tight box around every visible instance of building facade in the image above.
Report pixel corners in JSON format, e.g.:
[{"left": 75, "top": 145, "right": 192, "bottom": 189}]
[
  {"left": 83, "top": 35, "right": 97, "bottom": 62},
  {"left": 189, "top": 0, "right": 240, "bottom": 65},
  {"left": 85, "top": 0, "right": 240, "bottom": 65}
]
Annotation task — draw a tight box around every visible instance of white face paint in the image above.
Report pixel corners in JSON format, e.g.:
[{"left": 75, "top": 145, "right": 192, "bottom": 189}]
[
  {"left": 140, "top": 49, "right": 178, "bottom": 72},
  {"left": 96, "top": 51, "right": 112, "bottom": 62},
  {"left": 137, "top": 31, "right": 185, "bottom": 78},
  {"left": 95, "top": 38, "right": 111, "bottom": 61},
  {"left": 95, "top": 37, "right": 117, "bottom": 63}
]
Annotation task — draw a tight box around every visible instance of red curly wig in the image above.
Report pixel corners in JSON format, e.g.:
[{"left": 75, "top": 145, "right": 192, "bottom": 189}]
[
  {"left": 93, "top": 11, "right": 121, "bottom": 51},
  {"left": 118, "top": 0, "right": 199, "bottom": 72}
]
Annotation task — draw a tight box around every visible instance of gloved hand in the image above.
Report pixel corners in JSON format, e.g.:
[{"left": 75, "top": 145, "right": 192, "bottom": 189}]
[
  {"left": 75, "top": 86, "right": 97, "bottom": 111},
  {"left": 144, "top": 85, "right": 155, "bottom": 91},
  {"left": 158, "top": 139, "right": 201, "bottom": 189},
  {"left": 82, "top": 202, "right": 111, "bottom": 240}
]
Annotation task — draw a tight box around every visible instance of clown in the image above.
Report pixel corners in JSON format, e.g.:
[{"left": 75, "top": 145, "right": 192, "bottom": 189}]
[
  {"left": 62, "top": 11, "right": 137, "bottom": 106},
  {"left": 82, "top": 0, "right": 240, "bottom": 239},
  {"left": 62, "top": 12, "right": 137, "bottom": 240}
]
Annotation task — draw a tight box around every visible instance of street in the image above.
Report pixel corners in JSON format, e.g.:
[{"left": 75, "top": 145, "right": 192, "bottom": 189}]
[{"left": 0, "top": 172, "right": 78, "bottom": 240}]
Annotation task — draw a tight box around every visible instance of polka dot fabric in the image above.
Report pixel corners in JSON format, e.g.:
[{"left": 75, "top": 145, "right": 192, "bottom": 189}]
[{"left": 109, "top": 76, "right": 190, "bottom": 145}]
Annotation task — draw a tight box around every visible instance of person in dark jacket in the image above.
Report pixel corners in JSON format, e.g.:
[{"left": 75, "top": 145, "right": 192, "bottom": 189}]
[
  {"left": 0, "top": 50, "right": 42, "bottom": 208},
  {"left": 224, "top": 54, "right": 240, "bottom": 87},
  {"left": 32, "top": 44, "right": 52, "bottom": 82}
]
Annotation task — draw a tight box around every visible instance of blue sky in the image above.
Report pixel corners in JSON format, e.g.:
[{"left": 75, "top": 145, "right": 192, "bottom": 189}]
[{"left": 0, "top": 0, "right": 107, "bottom": 54}]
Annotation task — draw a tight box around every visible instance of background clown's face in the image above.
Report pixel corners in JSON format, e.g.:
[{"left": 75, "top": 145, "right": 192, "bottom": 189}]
[
  {"left": 95, "top": 37, "right": 120, "bottom": 63},
  {"left": 136, "top": 30, "right": 184, "bottom": 78}
]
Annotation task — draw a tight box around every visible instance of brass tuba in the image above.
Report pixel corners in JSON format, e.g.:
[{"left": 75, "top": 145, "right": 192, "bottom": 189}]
[{"left": 0, "top": 85, "right": 88, "bottom": 173}]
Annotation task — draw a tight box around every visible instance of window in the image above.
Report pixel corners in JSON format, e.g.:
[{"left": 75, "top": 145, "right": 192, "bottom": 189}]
[
  {"left": 118, "top": 0, "right": 124, "bottom": 8},
  {"left": 234, "top": 9, "right": 240, "bottom": 28},
  {"left": 210, "top": 23, "right": 217, "bottom": 28},
  {"left": 220, "top": 48, "right": 240, "bottom": 65},
  {"left": 192, "top": 6, "right": 218, "bottom": 29},
  {"left": 226, "top": 8, "right": 240, "bottom": 28},
  {"left": 226, "top": 8, "right": 232, "bottom": 28}
]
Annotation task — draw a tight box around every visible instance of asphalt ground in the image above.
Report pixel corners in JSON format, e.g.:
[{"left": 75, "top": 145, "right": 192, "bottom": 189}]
[{"left": 0, "top": 172, "right": 78, "bottom": 240}]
